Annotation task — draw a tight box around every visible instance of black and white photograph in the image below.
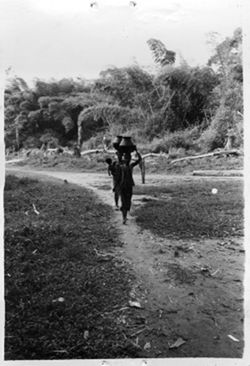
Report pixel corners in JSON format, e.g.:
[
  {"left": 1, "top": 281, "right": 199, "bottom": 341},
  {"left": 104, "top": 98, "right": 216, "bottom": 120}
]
[{"left": 1, "top": 0, "right": 249, "bottom": 363}]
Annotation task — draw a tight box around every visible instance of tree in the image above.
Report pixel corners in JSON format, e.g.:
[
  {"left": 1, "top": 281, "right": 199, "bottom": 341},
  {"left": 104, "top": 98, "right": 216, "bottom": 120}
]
[
  {"left": 4, "top": 78, "right": 27, "bottom": 149},
  {"left": 152, "top": 66, "right": 218, "bottom": 132},
  {"left": 95, "top": 65, "right": 156, "bottom": 109},
  {"left": 207, "top": 28, "right": 242, "bottom": 95},
  {"left": 13, "top": 112, "right": 29, "bottom": 150},
  {"left": 200, "top": 28, "right": 243, "bottom": 150},
  {"left": 77, "top": 103, "right": 143, "bottom": 147},
  {"left": 95, "top": 67, "right": 135, "bottom": 107},
  {"left": 147, "top": 39, "right": 176, "bottom": 66}
]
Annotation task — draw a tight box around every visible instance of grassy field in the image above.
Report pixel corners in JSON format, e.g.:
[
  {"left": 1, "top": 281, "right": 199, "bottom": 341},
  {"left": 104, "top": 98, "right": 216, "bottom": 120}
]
[
  {"left": 4, "top": 175, "right": 140, "bottom": 360},
  {"left": 4, "top": 173, "right": 244, "bottom": 359},
  {"left": 133, "top": 178, "right": 244, "bottom": 239}
]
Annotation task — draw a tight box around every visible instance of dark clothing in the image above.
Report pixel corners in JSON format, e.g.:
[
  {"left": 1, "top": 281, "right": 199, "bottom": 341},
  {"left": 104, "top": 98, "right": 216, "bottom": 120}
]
[
  {"left": 120, "top": 164, "right": 135, "bottom": 188},
  {"left": 108, "top": 161, "right": 122, "bottom": 193},
  {"left": 119, "top": 153, "right": 142, "bottom": 213},
  {"left": 120, "top": 185, "right": 133, "bottom": 211},
  {"left": 106, "top": 152, "right": 142, "bottom": 222}
]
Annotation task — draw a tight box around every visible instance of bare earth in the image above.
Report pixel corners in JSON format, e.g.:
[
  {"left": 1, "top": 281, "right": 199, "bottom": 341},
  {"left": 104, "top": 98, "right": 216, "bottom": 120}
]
[{"left": 5, "top": 167, "right": 244, "bottom": 358}]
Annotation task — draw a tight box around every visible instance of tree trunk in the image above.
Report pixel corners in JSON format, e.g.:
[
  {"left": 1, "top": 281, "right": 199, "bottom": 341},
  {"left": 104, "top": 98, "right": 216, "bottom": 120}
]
[
  {"left": 139, "top": 159, "right": 146, "bottom": 184},
  {"left": 73, "top": 146, "right": 81, "bottom": 158},
  {"left": 77, "top": 124, "right": 83, "bottom": 150},
  {"left": 15, "top": 123, "right": 20, "bottom": 151}
]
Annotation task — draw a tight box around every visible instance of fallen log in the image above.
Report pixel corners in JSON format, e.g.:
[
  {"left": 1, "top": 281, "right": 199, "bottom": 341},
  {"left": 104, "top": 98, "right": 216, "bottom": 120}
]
[
  {"left": 170, "top": 149, "right": 241, "bottom": 164},
  {"left": 80, "top": 149, "right": 106, "bottom": 156},
  {"left": 80, "top": 149, "right": 168, "bottom": 160},
  {"left": 141, "top": 152, "right": 168, "bottom": 160},
  {"left": 192, "top": 170, "right": 243, "bottom": 177},
  {"left": 80, "top": 148, "right": 116, "bottom": 156},
  {"left": 80, "top": 148, "right": 146, "bottom": 183},
  {"left": 5, "top": 158, "right": 26, "bottom": 164}
]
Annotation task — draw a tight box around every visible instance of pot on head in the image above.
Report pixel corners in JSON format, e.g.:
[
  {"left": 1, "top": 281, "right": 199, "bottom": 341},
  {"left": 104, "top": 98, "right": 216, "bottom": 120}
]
[
  {"left": 119, "top": 136, "right": 136, "bottom": 153},
  {"left": 112, "top": 135, "right": 122, "bottom": 150}
]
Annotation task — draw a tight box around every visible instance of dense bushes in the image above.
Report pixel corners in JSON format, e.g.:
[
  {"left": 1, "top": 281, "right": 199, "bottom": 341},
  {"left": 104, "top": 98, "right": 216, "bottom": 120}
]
[
  {"left": 4, "top": 29, "right": 243, "bottom": 154},
  {"left": 141, "top": 126, "right": 201, "bottom": 154}
]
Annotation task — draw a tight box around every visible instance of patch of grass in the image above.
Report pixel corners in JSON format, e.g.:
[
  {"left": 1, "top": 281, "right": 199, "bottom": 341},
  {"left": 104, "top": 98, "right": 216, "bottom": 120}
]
[
  {"left": 134, "top": 179, "right": 244, "bottom": 239},
  {"left": 4, "top": 175, "right": 138, "bottom": 360},
  {"left": 4, "top": 175, "right": 39, "bottom": 190}
]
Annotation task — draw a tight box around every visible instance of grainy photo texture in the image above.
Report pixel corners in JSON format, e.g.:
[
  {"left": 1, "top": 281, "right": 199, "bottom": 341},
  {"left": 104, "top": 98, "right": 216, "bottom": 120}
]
[{"left": 1, "top": 0, "right": 247, "bottom": 362}]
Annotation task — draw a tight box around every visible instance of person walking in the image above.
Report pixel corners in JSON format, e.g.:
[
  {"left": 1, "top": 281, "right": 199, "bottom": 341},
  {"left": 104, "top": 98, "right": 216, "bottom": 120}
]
[
  {"left": 119, "top": 149, "right": 142, "bottom": 224},
  {"left": 105, "top": 156, "right": 122, "bottom": 209}
]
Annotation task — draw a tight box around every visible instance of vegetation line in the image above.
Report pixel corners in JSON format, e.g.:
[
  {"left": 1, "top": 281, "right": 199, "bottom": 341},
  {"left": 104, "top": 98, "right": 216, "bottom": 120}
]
[{"left": 5, "top": 28, "right": 242, "bottom": 161}]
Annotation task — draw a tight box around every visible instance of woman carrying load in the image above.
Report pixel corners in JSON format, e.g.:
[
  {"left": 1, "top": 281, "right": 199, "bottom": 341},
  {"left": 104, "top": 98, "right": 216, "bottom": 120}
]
[{"left": 119, "top": 149, "right": 142, "bottom": 224}]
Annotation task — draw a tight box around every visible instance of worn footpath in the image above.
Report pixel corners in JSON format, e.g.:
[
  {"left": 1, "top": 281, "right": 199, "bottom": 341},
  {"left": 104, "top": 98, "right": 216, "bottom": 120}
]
[{"left": 5, "top": 167, "right": 244, "bottom": 358}]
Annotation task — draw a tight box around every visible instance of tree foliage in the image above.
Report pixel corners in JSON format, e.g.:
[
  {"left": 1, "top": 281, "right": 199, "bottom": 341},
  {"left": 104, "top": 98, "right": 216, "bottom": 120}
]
[
  {"left": 77, "top": 103, "right": 143, "bottom": 145},
  {"left": 147, "top": 39, "right": 176, "bottom": 66},
  {"left": 4, "top": 28, "right": 243, "bottom": 152},
  {"left": 200, "top": 28, "right": 243, "bottom": 150}
]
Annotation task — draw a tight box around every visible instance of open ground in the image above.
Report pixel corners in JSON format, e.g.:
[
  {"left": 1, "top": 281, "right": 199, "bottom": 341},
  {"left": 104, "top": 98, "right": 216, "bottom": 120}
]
[{"left": 4, "top": 165, "right": 244, "bottom": 359}]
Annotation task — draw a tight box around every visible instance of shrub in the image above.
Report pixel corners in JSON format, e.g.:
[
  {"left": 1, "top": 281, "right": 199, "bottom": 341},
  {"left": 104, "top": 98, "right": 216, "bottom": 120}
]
[
  {"left": 233, "top": 119, "right": 244, "bottom": 148},
  {"left": 199, "top": 127, "right": 220, "bottom": 152},
  {"left": 22, "top": 136, "right": 41, "bottom": 149},
  {"left": 81, "top": 133, "right": 104, "bottom": 150},
  {"left": 39, "top": 130, "right": 60, "bottom": 148},
  {"left": 38, "top": 96, "right": 51, "bottom": 109},
  {"left": 198, "top": 106, "right": 238, "bottom": 152},
  {"left": 168, "top": 147, "right": 186, "bottom": 159},
  {"left": 145, "top": 126, "right": 201, "bottom": 154}
]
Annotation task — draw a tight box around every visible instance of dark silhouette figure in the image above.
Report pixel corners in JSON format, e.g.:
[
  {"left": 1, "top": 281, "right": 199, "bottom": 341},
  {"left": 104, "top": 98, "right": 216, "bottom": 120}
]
[
  {"left": 119, "top": 150, "right": 142, "bottom": 224},
  {"left": 106, "top": 157, "right": 122, "bottom": 209}
]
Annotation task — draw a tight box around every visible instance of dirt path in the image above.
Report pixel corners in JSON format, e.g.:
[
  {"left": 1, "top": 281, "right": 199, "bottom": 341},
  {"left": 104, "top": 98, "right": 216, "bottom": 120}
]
[{"left": 5, "top": 167, "right": 244, "bottom": 358}]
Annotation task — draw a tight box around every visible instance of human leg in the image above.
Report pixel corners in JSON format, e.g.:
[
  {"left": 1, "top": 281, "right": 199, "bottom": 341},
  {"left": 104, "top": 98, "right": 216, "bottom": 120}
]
[
  {"left": 120, "top": 187, "right": 132, "bottom": 223},
  {"left": 113, "top": 185, "right": 120, "bottom": 209},
  {"left": 114, "top": 191, "right": 119, "bottom": 209},
  {"left": 121, "top": 208, "right": 127, "bottom": 224}
]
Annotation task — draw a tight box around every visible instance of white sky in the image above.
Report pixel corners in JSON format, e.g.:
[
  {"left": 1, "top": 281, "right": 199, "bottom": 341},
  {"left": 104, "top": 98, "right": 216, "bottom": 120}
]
[{"left": 0, "top": 0, "right": 244, "bottom": 84}]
